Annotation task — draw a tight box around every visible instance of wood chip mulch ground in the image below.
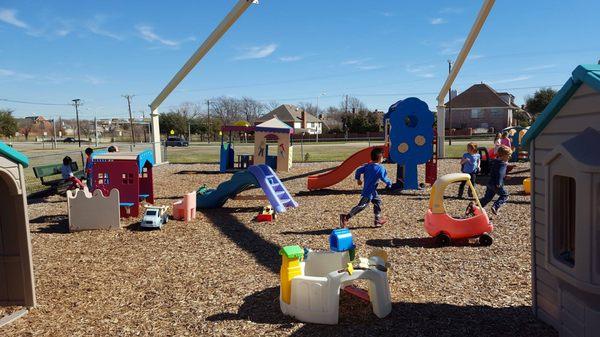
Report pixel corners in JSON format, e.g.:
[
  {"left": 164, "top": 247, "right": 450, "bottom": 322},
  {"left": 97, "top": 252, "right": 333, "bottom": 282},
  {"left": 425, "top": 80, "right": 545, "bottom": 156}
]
[{"left": 1, "top": 159, "right": 557, "bottom": 336}]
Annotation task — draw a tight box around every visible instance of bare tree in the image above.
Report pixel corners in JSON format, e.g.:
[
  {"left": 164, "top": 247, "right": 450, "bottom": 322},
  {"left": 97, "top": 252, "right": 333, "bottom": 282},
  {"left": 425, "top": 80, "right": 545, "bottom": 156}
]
[
  {"left": 18, "top": 118, "right": 35, "bottom": 140},
  {"left": 240, "top": 97, "right": 265, "bottom": 122},
  {"left": 339, "top": 96, "right": 367, "bottom": 113},
  {"left": 209, "top": 96, "right": 243, "bottom": 124},
  {"left": 297, "top": 102, "right": 318, "bottom": 116},
  {"left": 265, "top": 100, "right": 280, "bottom": 111}
]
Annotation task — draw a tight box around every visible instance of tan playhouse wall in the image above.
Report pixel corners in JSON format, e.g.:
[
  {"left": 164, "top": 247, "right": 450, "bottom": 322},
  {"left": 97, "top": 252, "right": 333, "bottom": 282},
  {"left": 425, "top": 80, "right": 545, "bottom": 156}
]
[
  {"left": 67, "top": 188, "right": 121, "bottom": 231},
  {"left": 253, "top": 131, "right": 292, "bottom": 172},
  {"left": 531, "top": 83, "right": 600, "bottom": 335},
  {"left": 0, "top": 157, "right": 36, "bottom": 307}
]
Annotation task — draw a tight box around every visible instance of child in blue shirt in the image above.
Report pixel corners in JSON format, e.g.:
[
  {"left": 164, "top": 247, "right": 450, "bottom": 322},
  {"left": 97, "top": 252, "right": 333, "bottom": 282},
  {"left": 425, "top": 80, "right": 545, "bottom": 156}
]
[
  {"left": 341, "top": 147, "right": 392, "bottom": 228},
  {"left": 458, "top": 142, "right": 480, "bottom": 198},
  {"left": 479, "top": 145, "right": 512, "bottom": 215},
  {"left": 84, "top": 147, "right": 94, "bottom": 190}
]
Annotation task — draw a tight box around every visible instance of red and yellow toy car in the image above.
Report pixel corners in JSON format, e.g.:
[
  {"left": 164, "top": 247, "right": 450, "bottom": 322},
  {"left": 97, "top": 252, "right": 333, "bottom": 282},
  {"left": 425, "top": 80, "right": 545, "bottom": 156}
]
[{"left": 424, "top": 173, "right": 493, "bottom": 246}]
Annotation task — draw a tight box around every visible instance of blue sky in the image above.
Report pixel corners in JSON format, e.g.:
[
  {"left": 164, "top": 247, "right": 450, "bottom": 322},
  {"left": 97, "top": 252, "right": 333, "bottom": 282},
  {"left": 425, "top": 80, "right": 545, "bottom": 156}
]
[{"left": 0, "top": 0, "right": 599, "bottom": 120}]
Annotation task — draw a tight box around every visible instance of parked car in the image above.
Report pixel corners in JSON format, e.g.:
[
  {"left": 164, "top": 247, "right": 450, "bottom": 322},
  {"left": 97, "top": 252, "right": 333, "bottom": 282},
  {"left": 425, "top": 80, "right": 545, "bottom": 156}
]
[
  {"left": 165, "top": 136, "right": 189, "bottom": 147},
  {"left": 63, "top": 137, "right": 76, "bottom": 143},
  {"left": 141, "top": 206, "right": 169, "bottom": 229}
]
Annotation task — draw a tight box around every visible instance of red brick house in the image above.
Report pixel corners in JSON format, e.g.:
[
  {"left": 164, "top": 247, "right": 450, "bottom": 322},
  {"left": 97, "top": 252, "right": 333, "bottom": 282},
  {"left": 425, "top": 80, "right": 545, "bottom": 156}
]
[{"left": 445, "top": 83, "right": 520, "bottom": 132}]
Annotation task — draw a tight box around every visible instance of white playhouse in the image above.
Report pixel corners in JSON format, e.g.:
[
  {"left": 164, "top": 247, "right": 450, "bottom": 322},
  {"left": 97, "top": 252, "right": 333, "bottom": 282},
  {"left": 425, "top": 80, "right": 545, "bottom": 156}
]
[{"left": 523, "top": 64, "right": 600, "bottom": 336}]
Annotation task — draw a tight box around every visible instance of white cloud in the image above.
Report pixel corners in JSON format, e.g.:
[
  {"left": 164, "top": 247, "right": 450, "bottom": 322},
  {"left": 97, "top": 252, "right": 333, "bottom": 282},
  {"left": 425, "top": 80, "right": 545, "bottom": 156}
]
[
  {"left": 0, "top": 9, "right": 28, "bottom": 29},
  {"left": 406, "top": 64, "right": 436, "bottom": 78},
  {"left": 430, "top": 18, "right": 447, "bottom": 25},
  {"left": 439, "top": 7, "right": 463, "bottom": 14},
  {"left": 470, "top": 54, "right": 485, "bottom": 60},
  {"left": 136, "top": 24, "right": 179, "bottom": 47},
  {"left": 279, "top": 56, "right": 302, "bottom": 62},
  {"left": 84, "top": 75, "right": 106, "bottom": 85},
  {"left": 357, "top": 65, "right": 383, "bottom": 71},
  {"left": 0, "top": 68, "right": 35, "bottom": 80},
  {"left": 379, "top": 11, "right": 395, "bottom": 17},
  {"left": 440, "top": 37, "right": 465, "bottom": 55},
  {"left": 87, "top": 16, "right": 123, "bottom": 40},
  {"left": 491, "top": 75, "right": 532, "bottom": 84},
  {"left": 235, "top": 43, "right": 277, "bottom": 60},
  {"left": 522, "top": 64, "right": 556, "bottom": 71}
]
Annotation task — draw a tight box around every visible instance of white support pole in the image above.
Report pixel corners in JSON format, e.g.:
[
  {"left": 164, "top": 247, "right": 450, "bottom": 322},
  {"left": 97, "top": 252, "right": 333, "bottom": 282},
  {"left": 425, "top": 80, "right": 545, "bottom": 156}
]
[
  {"left": 437, "top": 0, "right": 495, "bottom": 158},
  {"left": 149, "top": 0, "right": 257, "bottom": 164}
]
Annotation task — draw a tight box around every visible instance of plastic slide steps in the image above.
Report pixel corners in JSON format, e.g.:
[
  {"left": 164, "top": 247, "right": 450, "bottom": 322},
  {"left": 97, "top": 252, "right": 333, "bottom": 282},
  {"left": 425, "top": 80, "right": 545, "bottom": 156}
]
[
  {"left": 196, "top": 164, "right": 298, "bottom": 213},
  {"left": 249, "top": 165, "right": 298, "bottom": 213},
  {"left": 306, "top": 145, "right": 388, "bottom": 191}
]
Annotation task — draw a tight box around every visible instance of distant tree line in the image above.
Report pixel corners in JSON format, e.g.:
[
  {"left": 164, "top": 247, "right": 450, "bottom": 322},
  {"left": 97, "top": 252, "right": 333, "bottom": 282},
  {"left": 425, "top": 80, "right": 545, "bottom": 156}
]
[{"left": 159, "top": 95, "right": 384, "bottom": 138}]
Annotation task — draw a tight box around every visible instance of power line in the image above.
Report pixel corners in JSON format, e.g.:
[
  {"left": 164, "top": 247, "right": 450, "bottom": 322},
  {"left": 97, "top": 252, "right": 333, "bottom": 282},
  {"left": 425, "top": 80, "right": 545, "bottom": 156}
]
[{"left": 0, "top": 98, "right": 72, "bottom": 106}]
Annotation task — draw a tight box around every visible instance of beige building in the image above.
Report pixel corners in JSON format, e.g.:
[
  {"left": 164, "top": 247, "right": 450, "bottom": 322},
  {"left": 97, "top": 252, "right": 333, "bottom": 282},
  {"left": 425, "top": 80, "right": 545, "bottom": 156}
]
[{"left": 256, "top": 104, "right": 323, "bottom": 135}]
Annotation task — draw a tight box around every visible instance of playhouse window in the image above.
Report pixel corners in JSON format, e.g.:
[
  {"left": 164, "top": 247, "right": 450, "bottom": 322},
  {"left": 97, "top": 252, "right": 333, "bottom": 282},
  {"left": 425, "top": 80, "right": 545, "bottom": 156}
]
[
  {"left": 97, "top": 172, "right": 109, "bottom": 185},
  {"left": 552, "top": 175, "right": 576, "bottom": 267},
  {"left": 122, "top": 173, "right": 134, "bottom": 185}
]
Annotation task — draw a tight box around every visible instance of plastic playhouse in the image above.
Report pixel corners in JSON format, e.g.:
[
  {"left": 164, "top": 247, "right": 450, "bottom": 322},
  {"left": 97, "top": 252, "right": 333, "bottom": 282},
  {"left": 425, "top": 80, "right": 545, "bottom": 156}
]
[
  {"left": 197, "top": 164, "right": 298, "bottom": 213},
  {"left": 278, "top": 243, "right": 392, "bottom": 325},
  {"left": 0, "top": 141, "right": 36, "bottom": 325},
  {"left": 307, "top": 97, "right": 435, "bottom": 191},
  {"left": 220, "top": 117, "right": 293, "bottom": 173},
  {"left": 92, "top": 150, "right": 155, "bottom": 218},
  {"left": 424, "top": 173, "right": 493, "bottom": 246}
]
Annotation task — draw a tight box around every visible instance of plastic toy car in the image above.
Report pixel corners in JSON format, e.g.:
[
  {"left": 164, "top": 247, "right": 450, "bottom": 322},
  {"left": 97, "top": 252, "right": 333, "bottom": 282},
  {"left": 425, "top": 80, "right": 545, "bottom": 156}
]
[
  {"left": 255, "top": 205, "right": 276, "bottom": 222},
  {"left": 141, "top": 205, "right": 169, "bottom": 229},
  {"left": 424, "top": 173, "right": 493, "bottom": 246}
]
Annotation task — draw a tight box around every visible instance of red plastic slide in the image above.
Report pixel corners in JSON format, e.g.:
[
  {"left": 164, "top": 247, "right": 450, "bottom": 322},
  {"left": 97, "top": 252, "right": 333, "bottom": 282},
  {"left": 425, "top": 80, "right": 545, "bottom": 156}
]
[{"left": 307, "top": 145, "right": 388, "bottom": 190}]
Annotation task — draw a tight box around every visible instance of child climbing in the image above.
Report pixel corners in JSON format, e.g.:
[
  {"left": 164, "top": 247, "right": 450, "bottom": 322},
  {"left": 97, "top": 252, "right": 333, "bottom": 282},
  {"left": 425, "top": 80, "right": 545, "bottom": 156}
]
[
  {"left": 84, "top": 147, "right": 94, "bottom": 190},
  {"left": 62, "top": 156, "right": 85, "bottom": 190},
  {"left": 458, "top": 142, "right": 480, "bottom": 198},
  {"left": 479, "top": 145, "right": 512, "bottom": 215},
  {"left": 340, "top": 147, "right": 392, "bottom": 228}
]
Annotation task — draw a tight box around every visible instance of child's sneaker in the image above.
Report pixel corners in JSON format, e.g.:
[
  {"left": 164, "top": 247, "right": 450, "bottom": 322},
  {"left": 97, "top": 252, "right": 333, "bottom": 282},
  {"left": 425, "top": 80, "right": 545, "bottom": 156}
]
[
  {"left": 339, "top": 214, "right": 349, "bottom": 228},
  {"left": 374, "top": 218, "right": 387, "bottom": 227},
  {"left": 491, "top": 205, "right": 499, "bottom": 215}
]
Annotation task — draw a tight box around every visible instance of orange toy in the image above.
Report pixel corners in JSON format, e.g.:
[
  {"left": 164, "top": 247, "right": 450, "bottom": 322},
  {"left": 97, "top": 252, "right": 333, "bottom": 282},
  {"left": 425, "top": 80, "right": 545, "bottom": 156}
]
[{"left": 424, "top": 173, "right": 493, "bottom": 246}]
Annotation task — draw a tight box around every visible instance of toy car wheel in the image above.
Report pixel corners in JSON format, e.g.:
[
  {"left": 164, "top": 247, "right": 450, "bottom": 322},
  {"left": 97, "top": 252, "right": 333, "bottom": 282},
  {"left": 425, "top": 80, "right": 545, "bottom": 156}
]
[
  {"left": 435, "top": 233, "right": 451, "bottom": 246},
  {"left": 164, "top": 216, "right": 168, "bottom": 224},
  {"left": 479, "top": 233, "right": 493, "bottom": 246}
]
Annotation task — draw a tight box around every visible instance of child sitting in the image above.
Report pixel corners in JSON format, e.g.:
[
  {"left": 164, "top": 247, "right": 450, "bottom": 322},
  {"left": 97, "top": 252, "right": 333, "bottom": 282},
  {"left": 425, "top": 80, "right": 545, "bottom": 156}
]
[
  {"left": 479, "top": 145, "right": 513, "bottom": 215},
  {"left": 340, "top": 148, "right": 392, "bottom": 228},
  {"left": 61, "top": 156, "right": 85, "bottom": 190},
  {"left": 458, "top": 142, "right": 480, "bottom": 198},
  {"left": 84, "top": 147, "right": 94, "bottom": 190}
]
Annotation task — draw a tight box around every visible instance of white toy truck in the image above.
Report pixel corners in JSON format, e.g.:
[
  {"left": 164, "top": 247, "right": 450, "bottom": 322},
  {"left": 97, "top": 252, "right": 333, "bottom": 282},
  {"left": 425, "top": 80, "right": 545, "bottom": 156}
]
[{"left": 141, "top": 205, "right": 169, "bottom": 229}]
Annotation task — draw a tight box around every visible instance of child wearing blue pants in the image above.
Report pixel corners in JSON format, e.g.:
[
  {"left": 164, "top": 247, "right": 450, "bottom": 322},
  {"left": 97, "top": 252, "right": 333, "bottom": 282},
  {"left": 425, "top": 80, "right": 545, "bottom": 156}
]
[
  {"left": 479, "top": 145, "right": 512, "bottom": 215},
  {"left": 341, "top": 148, "right": 392, "bottom": 228}
]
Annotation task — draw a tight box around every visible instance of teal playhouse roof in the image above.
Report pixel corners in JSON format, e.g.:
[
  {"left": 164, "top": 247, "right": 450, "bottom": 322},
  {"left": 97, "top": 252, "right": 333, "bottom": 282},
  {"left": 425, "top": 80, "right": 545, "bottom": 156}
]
[
  {"left": 0, "top": 141, "right": 29, "bottom": 168},
  {"left": 522, "top": 64, "right": 600, "bottom": 147}
]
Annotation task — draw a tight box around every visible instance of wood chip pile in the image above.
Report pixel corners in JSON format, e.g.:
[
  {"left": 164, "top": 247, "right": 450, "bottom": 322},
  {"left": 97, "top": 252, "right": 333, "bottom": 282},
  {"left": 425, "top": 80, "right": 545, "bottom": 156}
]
[{"left": 2, "top": 159, "right": 556, "bottom": 336}]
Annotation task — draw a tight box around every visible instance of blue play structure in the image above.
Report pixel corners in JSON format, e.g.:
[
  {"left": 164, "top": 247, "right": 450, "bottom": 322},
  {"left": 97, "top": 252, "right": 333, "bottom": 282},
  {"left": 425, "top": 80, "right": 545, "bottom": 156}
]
[
  {"left": 384, "top": 97, "right": 434, "bottom": 190},
  {"left": 219, "top": 125, "right": 255, "bottom": 173}
]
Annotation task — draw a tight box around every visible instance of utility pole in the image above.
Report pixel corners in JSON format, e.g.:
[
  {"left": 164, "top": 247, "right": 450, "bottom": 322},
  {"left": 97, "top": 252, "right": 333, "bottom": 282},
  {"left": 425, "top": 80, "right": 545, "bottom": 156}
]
[
  {"left": 447, "top": 60, "right": 453, "bottom": 146},
  {"left": 206, "top": 100, "right": 211, "bottom": 143},
  {"left": 72, "top": 99, "right": 82, "bottom": 147},
  {"left": 51, "top": 118, "right": 57, "bottom": 149},
  {"left": 123, "top": 94, "right": 136, "bottom": 146},
  {"left": 94, "top": 117, "right": 99, "bottom": 147}
]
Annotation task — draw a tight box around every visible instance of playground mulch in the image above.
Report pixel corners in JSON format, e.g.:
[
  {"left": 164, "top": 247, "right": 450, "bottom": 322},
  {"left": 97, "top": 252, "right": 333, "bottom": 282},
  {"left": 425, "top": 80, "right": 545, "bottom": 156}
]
[{"left": 3, "top": 159, "right": 556, "bottom": 336}]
